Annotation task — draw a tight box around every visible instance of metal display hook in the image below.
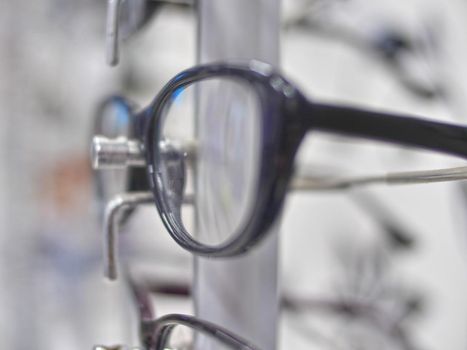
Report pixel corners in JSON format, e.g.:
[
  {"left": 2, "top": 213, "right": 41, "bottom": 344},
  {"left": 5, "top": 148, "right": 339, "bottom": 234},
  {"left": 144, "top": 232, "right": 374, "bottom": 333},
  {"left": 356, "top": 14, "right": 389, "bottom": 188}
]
[{"left": 105, "top": 0, "right": 193, "bottom": 66}]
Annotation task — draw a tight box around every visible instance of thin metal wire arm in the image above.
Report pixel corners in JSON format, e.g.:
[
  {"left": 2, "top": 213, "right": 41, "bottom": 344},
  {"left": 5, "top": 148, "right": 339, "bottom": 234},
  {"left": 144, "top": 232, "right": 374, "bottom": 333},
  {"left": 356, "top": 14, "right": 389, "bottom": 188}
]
[{"left": 290, "top": 166, "right": 467, "bottom": 191}]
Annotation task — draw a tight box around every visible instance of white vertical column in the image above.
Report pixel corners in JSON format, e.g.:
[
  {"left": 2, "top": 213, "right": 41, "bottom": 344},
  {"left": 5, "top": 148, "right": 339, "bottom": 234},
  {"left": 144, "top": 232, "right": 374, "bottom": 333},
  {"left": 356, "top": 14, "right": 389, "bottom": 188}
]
[{"left": 195, "top": 1, "right": 281, "bottom": 349}]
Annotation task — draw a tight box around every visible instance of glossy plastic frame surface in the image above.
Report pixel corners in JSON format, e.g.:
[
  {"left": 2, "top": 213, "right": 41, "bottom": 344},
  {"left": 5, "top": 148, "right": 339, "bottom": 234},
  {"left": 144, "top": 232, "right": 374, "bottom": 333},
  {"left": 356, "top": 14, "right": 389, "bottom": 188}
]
[{"left": 144, "top": 61, "right": 467, "bottom": 256}]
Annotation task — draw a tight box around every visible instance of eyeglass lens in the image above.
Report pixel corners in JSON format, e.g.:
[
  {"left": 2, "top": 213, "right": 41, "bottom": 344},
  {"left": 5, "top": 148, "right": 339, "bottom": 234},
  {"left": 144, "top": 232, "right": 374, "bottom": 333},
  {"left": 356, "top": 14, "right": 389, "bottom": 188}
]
[{"left": 154, "top": 77, "right": 262, "bottom": 247}]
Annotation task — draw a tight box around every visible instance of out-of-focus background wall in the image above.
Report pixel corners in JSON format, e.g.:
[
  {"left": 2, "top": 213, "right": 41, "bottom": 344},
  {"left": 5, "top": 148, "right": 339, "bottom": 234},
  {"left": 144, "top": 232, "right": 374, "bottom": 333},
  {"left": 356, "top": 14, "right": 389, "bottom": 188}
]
[
  {"left": 2, "top": 0, "right": 467, "bottom": 349},
  {"left": 0, "top": 2, "right": 195, "bottom": 349}
]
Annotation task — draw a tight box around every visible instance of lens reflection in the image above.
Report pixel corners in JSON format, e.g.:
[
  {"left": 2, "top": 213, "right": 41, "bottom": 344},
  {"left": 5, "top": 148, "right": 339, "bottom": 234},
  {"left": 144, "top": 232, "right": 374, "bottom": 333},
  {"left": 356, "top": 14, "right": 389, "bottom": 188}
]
[{"left": 155, "top": 77, "right": 261, "bottom": 247}]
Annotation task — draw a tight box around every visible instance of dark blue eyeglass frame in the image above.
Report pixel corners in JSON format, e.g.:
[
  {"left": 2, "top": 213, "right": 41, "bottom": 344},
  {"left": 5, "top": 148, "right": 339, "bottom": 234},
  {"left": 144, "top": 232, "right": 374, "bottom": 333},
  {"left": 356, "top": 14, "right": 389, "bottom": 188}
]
[
  {"left": 96, "top": 61, "right": 467, "bottom": 257},
  {"left": 129, "top": 275, "right": 259, "bottom": 350},
  {"left": 94, "top": 275, "right": 260, "bottom": 350}
]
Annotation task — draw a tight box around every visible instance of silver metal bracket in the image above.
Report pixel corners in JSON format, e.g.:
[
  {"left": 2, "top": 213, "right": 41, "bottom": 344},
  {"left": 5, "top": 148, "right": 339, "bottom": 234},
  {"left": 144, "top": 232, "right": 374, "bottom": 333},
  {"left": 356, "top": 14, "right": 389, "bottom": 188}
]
[
  {"left": 103, "top": 192, "right": 154, "bottom": 280},
  {"left": 92, "top": 135, "right": 145, "bottom": 169},
  {"left": 102, "top": 191, "right": 193, "bottom": 281},
  {"left": 106, "top": 0, "right": 122, "bottom": 66}
]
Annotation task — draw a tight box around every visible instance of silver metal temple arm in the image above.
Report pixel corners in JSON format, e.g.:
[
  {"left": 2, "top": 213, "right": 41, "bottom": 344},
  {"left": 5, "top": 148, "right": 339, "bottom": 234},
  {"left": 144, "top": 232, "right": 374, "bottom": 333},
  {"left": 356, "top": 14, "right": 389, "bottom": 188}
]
[
  {"left": 291, "top": 166, "right": 467, "bottom": 191},
  {"left": 92, "top": 136, "right": 467, "bottom": 190}
]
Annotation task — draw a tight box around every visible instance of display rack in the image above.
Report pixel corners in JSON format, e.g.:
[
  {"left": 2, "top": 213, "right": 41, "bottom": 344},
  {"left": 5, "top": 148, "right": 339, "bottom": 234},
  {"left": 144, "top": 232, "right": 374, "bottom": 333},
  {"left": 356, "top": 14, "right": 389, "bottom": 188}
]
[{"left": 195, "top": 1, "right": 281, "bottom": 349}]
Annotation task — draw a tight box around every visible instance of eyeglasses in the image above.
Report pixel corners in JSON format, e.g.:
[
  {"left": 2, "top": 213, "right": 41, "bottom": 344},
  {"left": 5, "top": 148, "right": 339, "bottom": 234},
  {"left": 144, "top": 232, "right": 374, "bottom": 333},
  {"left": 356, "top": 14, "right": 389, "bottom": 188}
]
[
  {"left": 92, "top": 94, "right": 467, "bottom": 221},
  {"left": 91, "top": 60, "right": 467, "bottom": 258},
  {"left": 94, "top": 275, "right": 259, "bottom": 350},
  {"left": 105, "top": 0, "right": 192, "bottom": 66},
  {"left": 93, "top": 276, "right": 416, "bottom": 350}
]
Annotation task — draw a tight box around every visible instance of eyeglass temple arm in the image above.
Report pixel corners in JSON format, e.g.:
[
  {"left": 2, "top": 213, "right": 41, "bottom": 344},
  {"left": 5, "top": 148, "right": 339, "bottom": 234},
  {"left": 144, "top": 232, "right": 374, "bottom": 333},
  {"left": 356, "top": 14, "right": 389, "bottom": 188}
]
[
  {"left": 306, "top": 102, "right": 467, "bottom": 160},
  {"left": 291, "top": 166, "right": 467, "bottom": 191}
]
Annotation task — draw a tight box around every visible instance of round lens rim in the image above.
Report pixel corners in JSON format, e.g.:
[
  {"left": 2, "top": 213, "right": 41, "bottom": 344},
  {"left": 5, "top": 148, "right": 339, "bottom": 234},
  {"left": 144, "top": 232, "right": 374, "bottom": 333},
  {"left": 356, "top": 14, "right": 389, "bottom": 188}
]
[
  {"left": 151, "top": 313, "right": 260, "bottom": 350},
  {"left": 145, "top": 62, "right": 299, "bottom": 257}
]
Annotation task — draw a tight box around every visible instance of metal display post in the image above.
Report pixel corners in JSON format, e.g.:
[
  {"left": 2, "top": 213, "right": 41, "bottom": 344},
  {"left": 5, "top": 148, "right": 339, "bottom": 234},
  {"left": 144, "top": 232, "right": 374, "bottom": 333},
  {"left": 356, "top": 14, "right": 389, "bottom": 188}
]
[{"left": 195, "top": 1, "right": 281, "bottom": 349}]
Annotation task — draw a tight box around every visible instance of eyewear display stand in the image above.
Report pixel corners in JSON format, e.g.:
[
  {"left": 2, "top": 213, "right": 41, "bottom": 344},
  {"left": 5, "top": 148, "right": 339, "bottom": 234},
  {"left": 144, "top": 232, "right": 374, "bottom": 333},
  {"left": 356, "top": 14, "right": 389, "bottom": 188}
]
[{"left": 195, "top": 1, "right": 281, "bottom": 349}]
